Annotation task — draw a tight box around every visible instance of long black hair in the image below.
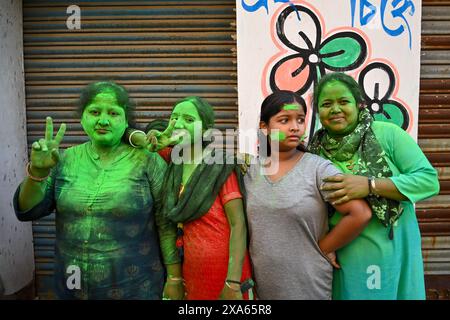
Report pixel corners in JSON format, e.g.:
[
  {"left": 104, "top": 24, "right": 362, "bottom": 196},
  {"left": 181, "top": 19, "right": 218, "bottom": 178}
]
[{"left": 259, "top": 90, "right": 307, "bottom": 156}]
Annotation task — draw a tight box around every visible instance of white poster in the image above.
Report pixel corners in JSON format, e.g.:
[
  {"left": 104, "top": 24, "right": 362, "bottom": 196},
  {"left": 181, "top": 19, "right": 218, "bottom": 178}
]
[{"left": 236, "top": 0, "right": 422, "bottom": 155}]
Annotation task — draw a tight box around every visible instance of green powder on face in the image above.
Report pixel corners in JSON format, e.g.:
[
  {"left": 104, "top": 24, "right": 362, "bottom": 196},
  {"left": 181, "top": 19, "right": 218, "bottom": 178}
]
[
  {"left": 81, "top": 91, "right": 128, "bottom": 150},
  {"left": 300, "top": 133, "right": 307, "bottom": 142},
  {"left": 269, "top": 131, "right": 286, "bottom": 142},
  {"left": 282, "top": 104, "right": 301, "bottom": 111}
]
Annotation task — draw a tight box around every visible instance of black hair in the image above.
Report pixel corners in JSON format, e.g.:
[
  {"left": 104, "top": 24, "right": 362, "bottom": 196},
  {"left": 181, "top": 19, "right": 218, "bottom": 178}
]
[
  {"left": 77, "top": 81, "right": 135, "bottom": 126},
  {"left": 144, "top": 119, "right": 169, "bottom": 133},
  {"left": 313, "top": 72, "right": 365, "bottom": 112},
  {"left": 259, "top": 90, "right": 307, "bottom": 156}
]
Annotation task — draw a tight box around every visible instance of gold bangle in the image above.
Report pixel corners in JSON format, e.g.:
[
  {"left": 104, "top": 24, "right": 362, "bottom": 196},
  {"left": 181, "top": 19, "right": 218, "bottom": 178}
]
[
  {"left": 371, "top": 178, "right": 377, "bottom": 194},
  {"left": 26, "top": 162, "right": 50, "bottom": 182},
  {"left": 167, "top": 276, "right": 184, "bottom": 282},
  {"left": 368, "top": 176, "right": 378, "bottom": 196}
]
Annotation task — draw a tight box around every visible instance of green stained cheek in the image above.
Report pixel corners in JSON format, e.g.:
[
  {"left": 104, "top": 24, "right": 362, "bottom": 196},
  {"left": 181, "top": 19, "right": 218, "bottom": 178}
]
[
  {"left": 283, "top": 104, "right": 300, "bottom": 111},
  {"left": 81, "top": 115, "right": 95, "bottom": 137},
  {"left": 270, "top": 131, "right": 287, "bottom": 142},
  {"left": 300, "top": 133, "right": 307, "bottom": 142},
  {"left": 81, "top": 115, "right": 127, "bottom": 146}
]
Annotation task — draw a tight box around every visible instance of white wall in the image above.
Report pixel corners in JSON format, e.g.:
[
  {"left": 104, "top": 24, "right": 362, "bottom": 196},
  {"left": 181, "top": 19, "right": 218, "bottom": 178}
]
[{"left": 0, "top": 0, "right": 34, "bottom": 295}]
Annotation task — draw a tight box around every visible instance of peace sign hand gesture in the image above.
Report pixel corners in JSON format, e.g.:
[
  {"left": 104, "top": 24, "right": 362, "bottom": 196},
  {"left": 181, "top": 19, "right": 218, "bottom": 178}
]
[
  {"left": 146, "top": 119, "right": 184, "bottom": 152},
  {"left": 30, "top": 117, "right": 66, "bottom": 173}
]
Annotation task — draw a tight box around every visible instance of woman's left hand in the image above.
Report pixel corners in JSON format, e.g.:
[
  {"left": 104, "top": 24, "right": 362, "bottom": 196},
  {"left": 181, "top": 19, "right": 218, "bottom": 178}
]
[
  {"left": 321, "top": 174, "right": 369, "bottom": 205},
  {"left": 163, "top": 280, "right": 185, "bottom": 300},
  {"left": 219, "top": 284, "right": 243, "bottom": 300}
]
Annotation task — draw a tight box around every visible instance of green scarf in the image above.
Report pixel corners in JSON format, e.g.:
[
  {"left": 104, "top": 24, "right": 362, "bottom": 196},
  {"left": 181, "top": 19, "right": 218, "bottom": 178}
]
[
  {"left": 308, "top": 108, "right": 403, "bottom": 239},
  {"left": 159, "top": 150, "right": 247, "bottom": 224}
]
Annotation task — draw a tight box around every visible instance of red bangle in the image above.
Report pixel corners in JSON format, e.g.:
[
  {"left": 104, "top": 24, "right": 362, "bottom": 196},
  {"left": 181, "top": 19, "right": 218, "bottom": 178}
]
[{"left": 26, "top": 162, "right": 50, "bottom": 182}]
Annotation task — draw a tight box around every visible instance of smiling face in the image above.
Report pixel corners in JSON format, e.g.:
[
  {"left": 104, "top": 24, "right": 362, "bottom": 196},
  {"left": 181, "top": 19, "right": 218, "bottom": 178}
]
[
  {"left": 81, "top": 91, "right": 128, "bottom": 147},
  {"left": 318, "top": 81, "right": 360, "bottom": 137},
  {"left": 260, "top": 103, "right": 306, "bottom": 152},
  {"left": 170, "top": 101, "right": 204, "bottom": 146}
]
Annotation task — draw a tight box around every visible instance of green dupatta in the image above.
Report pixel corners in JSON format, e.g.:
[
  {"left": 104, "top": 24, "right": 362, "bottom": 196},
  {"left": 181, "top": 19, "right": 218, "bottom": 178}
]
[{"left": 308, "top": 108, "right": 403, "bottom": 239}]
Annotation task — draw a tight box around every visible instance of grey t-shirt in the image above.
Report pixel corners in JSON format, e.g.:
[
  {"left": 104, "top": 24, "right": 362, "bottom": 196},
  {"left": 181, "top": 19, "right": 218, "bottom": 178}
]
[{"left": 244, "top": 152, "right": 341, "bottom": 300}]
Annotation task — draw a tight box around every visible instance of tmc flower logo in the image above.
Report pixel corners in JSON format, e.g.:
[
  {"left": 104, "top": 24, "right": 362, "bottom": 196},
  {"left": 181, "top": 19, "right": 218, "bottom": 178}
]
[
  {"left": 262, "top": 3, "right": 413, "bottom": 137},
  {"left": 358, "top": 62, "right": 410, "bottom": 130},
  {"left": 268, "top": 5, "right": 368, "bottom": 96},
  {"left": 265, "top": 4, "right": 368, "bottom": 136}
]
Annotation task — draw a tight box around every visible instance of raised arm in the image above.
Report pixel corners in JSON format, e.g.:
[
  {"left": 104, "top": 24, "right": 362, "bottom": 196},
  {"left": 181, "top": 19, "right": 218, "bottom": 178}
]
[
  {"left": 18, "top": 117, "right": 65, "bottom": 212},
  {"left": 126, "top": 120, "right": 184, "bottom": 152}
]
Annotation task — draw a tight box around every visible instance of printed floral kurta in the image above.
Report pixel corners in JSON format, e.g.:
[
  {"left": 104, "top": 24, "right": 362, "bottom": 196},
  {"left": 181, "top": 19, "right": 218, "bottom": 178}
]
[
  {"left": 14, "top": 142, "right": 177, "bottom": 299},
  {"left": 321, "top": 122, "right": 440, "bottom": 300}
]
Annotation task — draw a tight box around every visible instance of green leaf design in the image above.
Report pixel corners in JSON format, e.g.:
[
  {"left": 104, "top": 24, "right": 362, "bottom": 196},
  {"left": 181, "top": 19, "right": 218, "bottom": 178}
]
[
  {"left": 320, "top": 37, "right": 363, "bottom": 69},
  {"left": 373, "top": 103, "right": 405, "bottom": 128}
]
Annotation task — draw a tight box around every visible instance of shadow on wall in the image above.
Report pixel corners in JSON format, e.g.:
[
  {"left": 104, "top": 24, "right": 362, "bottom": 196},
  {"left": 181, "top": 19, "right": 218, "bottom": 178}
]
[{"left": 0, "top": 276, "right": 36, "bottom": 300}]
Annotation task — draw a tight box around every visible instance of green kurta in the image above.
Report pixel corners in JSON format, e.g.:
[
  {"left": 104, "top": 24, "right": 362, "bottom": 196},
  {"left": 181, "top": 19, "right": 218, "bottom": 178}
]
[
  {"left": 321, "top": 121, "right": 439, "bottom": 300},
  {"left": 14, "top": 142, "right": 179, "bottom": 299}
]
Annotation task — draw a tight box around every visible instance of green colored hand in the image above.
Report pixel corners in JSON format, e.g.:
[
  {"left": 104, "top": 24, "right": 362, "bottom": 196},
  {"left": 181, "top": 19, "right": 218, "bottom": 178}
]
[
  {"left": 146, "top": 119, "right": 184, "bottom": 152},
  {"left": 30, "top": 117, "right": 66, "bottom": 172}
]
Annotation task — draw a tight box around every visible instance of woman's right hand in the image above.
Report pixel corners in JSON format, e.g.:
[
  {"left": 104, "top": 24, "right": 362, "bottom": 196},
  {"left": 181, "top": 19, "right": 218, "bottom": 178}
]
[
  {"left": 323, "top": 251, "right": 340, "bottom": 269},
  {"left": 162, "top": 279, "right": 185, "bottom": 300},
  {"left": 319, "top": 239, "right": 341, "bottom": 269},
  {"left": 30, "top": 117, "right": 66, "bottom": 174},
  {"left": 147, "top": 120, "right": 184, "bottom": 152}
]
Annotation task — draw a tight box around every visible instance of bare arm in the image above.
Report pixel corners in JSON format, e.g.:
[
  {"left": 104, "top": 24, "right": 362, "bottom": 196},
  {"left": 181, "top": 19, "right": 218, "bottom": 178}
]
[
  {"left": 18, "top": 117, "right": 65, "bottom": 211},
  {"left": 221, "top": 198, "right": 247, "bottom": 300},
  {"left": 127, "top": 120, "right": 182, "bottom": 152},
  {"left": 321, "top": 174, "right": 407, "bottom": 206},
  {"left": 18, "top": 168, "right": 51, "bottom": 212},
  {"left": 319, "top": 199, "right": 371, "bottom": 256},
  {"left": 372, "top": 177, "right": 408, "bottom": 201}
]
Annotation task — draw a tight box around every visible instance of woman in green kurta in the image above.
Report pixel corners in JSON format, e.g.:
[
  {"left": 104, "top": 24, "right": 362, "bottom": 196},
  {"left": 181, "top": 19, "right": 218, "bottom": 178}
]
[
  {"left": 308, "top": 73, "right": 440, "bottom": 300},
  {"left": 14, "top": 82, "right": 178, "bottom": 299}
]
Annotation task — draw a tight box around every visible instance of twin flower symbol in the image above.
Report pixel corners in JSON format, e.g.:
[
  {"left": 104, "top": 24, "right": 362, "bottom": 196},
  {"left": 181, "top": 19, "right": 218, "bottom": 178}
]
[{"left": 266, "top": 4, "right": 410, "bottom": 135}]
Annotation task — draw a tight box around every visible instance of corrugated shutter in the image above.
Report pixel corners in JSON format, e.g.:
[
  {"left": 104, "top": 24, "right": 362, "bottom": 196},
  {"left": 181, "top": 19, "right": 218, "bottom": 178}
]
[
  {"left": 23, "top": 0, "right": 237, "bottom": 299},
  {"left": 419, "top": 0, "right": 450, "bottom": 300}
]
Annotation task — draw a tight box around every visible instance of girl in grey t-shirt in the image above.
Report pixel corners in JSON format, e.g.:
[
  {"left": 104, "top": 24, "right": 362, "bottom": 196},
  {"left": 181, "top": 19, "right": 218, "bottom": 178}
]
[{"left": 244, "top": 90, "right": 371, "bottom": 299}]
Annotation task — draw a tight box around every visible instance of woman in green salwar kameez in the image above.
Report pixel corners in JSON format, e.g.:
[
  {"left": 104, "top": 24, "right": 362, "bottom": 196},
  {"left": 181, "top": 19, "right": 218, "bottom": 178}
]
[
  {"left": 14, "top": 82, "right": 178, "bottom": 299},
  {"left": 309, "top": 72, "right": 440, "bottom": 300}
]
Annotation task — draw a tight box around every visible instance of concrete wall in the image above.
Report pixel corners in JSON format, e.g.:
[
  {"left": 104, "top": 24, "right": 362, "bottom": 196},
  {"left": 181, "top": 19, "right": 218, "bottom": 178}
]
[{"left": 0, "top": 0, "right": 34, "bottom": 295}]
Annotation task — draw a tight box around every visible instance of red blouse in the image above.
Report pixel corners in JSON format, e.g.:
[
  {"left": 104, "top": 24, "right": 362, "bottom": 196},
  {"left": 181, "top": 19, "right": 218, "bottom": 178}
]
[
  {"left": 182, "top": 171, "right": 253, "bottom": 300},
  {"left": 158, "top": 147, "right": 253, "bottom": 299}
]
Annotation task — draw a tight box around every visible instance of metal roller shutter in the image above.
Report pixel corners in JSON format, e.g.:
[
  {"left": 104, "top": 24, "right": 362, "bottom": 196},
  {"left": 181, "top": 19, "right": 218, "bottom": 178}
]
[
  {"left": 23, "top": 0, "right": 237, "bottom": 299},
  {"left": 419, "top": 0, "right": 450, "bottom": 300}
]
